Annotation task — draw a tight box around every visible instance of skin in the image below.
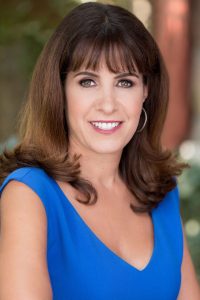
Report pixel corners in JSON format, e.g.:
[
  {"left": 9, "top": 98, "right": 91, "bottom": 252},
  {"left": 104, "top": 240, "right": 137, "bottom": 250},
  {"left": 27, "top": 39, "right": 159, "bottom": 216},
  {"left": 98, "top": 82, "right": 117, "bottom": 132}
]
[
  {"left": 65, "top": 59, "right": 147, "bottom": 187},
  {"left": 0, "top": 58, "right": 199, "bottom": 299}
]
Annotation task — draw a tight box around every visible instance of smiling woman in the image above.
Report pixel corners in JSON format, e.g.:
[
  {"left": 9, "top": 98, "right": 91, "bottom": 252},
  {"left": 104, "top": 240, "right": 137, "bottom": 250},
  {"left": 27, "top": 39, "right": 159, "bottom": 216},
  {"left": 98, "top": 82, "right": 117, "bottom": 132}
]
[{"left": 0, "top": 2, "right": 200, "bottom": 300}]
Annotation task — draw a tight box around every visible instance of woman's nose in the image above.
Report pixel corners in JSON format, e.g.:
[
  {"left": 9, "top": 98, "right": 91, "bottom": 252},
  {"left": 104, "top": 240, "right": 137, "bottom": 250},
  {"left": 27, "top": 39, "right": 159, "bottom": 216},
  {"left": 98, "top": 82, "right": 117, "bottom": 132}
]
[{"left": 96, "top": 89, "right": 117, "bottom": 114}]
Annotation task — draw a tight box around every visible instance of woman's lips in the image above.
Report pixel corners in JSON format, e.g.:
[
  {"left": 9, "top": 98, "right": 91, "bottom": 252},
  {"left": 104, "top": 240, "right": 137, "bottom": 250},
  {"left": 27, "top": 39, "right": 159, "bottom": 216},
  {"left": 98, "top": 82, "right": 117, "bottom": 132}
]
[{"left": 89, "top": 121, "right": 123, "bottom": 134}]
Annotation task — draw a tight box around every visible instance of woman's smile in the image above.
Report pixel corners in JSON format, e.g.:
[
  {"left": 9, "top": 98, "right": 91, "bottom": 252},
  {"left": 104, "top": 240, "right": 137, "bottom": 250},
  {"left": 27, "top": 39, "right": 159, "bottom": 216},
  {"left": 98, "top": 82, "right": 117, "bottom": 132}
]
[{"left": 89, "top": 120, "right": 123, "bottom": 134}]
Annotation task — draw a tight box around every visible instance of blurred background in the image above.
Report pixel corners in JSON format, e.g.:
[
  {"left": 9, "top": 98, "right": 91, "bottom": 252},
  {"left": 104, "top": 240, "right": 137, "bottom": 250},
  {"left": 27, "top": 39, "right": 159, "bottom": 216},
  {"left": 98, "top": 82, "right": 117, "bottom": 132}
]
[{"left": 0, "top": 0, "right": 200, "bottom": 279}]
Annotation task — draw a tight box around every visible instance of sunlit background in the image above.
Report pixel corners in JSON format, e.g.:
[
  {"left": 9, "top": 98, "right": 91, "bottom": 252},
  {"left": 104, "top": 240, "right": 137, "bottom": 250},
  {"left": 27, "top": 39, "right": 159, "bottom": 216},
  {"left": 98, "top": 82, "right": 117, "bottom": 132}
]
[{"left": 0, "top": 0, "right": 200, "bottom": 280}]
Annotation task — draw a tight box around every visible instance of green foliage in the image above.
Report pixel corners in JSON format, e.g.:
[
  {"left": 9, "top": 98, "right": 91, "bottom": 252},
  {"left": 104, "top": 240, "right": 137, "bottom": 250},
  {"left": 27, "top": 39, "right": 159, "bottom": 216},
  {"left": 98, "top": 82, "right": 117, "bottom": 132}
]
[
  {"left": 49, "top": 0, "right": 80, "bottom": 17},
  {"left": 0, "top": 0, "right": 78, "bottom": 76},
  {"left": 178, "top": 143, "right": 200, "bottom": 279}
]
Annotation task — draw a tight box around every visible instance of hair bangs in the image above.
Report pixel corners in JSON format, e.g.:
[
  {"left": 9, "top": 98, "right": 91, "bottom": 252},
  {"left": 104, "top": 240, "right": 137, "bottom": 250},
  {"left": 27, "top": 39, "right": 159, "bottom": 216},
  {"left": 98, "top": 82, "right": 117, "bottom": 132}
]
[{"left": 67, "top": 34, "right": 142, "bottom": 75}]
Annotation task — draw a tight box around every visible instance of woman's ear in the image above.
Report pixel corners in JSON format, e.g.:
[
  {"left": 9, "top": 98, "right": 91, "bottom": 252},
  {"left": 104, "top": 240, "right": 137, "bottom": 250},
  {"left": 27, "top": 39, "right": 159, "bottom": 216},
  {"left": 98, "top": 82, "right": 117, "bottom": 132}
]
[{"left": 143, "top": 85, "right": 148, "bottom": 103}]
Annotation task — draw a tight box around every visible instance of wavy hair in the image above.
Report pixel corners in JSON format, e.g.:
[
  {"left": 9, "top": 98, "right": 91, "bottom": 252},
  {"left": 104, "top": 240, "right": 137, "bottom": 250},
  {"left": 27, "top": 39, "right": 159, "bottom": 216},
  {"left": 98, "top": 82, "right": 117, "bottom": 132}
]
[{"left": 0, "top": 2, "right": 187, "bottom": 213}]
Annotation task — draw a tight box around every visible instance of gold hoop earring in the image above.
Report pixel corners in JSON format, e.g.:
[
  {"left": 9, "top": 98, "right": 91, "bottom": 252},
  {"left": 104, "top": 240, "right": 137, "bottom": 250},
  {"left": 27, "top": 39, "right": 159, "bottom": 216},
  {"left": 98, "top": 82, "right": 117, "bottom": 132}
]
[{"left": 137, "top": 107, "right": 147, "bottom": 133}]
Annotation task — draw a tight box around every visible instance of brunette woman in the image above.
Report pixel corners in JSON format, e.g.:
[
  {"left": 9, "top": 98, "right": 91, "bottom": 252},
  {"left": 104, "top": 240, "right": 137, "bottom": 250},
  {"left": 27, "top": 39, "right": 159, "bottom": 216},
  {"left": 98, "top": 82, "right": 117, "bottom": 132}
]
[{"left": 0, "top": 2, "right": 199, "bottom": 299}]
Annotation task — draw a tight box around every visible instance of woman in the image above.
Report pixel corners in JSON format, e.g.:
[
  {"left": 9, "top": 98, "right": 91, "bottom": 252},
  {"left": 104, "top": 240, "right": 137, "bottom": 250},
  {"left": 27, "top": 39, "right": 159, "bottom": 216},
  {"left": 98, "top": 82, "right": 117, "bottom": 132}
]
[{"left": 0, "top": 2, "right": 199, "bottom": 299}]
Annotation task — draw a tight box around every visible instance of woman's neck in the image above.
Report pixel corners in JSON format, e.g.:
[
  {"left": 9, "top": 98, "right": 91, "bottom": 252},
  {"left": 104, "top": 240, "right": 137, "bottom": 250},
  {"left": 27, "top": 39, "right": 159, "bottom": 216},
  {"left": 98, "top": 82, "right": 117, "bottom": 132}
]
[{"left": 69, "top": 144, "right": 122, "bottom": 189}]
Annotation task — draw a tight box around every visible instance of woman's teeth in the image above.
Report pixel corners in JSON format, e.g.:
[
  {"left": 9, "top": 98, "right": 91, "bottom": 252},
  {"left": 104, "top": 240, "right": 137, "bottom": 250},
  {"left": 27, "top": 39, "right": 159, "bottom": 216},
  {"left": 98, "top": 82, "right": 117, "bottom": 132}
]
[{"left": 91, "top": 122, "right": 120, "bottom": 130}]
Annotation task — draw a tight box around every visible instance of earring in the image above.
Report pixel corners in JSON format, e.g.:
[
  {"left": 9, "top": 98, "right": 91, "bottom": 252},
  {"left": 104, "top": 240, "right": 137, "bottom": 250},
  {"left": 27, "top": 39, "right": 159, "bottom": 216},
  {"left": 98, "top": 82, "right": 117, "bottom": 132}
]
[{"left": 137, "top": 107, "right": 147, "bottom": 133}]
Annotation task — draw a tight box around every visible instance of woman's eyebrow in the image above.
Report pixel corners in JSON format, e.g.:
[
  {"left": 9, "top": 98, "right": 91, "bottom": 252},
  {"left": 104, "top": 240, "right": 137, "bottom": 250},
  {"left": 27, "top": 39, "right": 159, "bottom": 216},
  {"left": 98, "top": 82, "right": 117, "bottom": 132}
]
[
  {"left": 73, "top": 71, "right": 98, "bottom": 78},
  {"left": 73, "top": 71, "right": 139, "bottom": 78},
  {"left": 115, "top": 72, "right": 139, "bottom": 78}
]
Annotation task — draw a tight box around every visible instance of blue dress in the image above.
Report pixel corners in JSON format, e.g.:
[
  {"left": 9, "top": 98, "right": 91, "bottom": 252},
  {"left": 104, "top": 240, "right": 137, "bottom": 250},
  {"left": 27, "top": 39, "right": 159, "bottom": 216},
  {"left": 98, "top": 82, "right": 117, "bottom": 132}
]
[{"left": 0, "top": 167, "right": 183, "bottom": 300}]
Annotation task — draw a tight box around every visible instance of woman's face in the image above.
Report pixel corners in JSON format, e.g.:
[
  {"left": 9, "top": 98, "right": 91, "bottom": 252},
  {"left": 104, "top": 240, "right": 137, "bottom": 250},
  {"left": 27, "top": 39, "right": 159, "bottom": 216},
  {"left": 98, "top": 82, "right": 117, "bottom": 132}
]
[{"left": 64, "top": 58, "right": 148, "bottom": 156}]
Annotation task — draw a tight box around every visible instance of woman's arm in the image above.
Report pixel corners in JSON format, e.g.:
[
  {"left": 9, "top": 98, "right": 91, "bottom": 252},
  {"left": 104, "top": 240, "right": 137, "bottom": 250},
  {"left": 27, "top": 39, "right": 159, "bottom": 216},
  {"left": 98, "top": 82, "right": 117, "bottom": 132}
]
[
  {"left": 0, "top": 181, "right": 53, "bottom": 300},
  {"left": 177, "top": 221, "right": 200, "bottom": 299}
]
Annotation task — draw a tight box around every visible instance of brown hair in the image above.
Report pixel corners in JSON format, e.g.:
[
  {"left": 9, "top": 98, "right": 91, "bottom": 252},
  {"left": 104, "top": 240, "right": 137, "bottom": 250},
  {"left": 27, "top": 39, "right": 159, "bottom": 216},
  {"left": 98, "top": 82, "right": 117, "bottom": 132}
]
[{"left": 0, "top": 2, "right": 187, "bottom": 213}]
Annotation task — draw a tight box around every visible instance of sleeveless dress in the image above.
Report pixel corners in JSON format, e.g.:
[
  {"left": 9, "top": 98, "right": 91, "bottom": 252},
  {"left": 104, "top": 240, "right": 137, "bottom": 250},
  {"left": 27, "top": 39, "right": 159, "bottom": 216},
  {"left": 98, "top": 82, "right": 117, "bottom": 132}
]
[{"left": 0, "top": 167, "right": 183, "bottom": 300}]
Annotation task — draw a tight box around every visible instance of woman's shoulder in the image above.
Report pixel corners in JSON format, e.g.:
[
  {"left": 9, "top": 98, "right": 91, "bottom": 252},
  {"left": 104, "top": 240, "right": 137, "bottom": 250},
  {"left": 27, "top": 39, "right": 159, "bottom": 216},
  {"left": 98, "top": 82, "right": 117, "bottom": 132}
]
[
  {"left": 0, "top": 166, "right": 55, "bottom": 219},
  {"left": 156, "top": 183, "right": 181, "bottom": 215},
  {"left": 0, "top": 166, "right": 49, "bottom": 193},
  {"left": 0, "top": 168, "right": 53, "bottom": 299},
  {"left": 2, "top": 166, "right": 46, "bottom": 181}
]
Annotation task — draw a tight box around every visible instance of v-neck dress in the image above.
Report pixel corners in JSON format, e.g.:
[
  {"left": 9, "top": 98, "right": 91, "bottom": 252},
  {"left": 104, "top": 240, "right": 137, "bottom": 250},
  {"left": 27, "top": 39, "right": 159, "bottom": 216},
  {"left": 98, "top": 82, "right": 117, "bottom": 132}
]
[{"left": 0, "top": 167, "right": 183, "bottom": 300}]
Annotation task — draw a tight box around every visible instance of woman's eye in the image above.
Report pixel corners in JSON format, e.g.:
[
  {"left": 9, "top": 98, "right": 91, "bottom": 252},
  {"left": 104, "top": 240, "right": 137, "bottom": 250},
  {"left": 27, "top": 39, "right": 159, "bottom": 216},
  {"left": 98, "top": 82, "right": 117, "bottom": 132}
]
[
  {"left": 79, "top": 79, "right": 96, "bottom": 87},
  {"left": 118, "top": 80, "right": 133, "bottom": 88}
]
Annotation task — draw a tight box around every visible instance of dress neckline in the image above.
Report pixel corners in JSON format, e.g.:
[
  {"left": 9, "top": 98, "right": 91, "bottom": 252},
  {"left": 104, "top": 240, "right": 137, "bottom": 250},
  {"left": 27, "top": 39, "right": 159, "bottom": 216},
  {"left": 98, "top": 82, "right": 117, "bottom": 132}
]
[{"left": 51, "top": 177, "right": 157, "bottom": 273}]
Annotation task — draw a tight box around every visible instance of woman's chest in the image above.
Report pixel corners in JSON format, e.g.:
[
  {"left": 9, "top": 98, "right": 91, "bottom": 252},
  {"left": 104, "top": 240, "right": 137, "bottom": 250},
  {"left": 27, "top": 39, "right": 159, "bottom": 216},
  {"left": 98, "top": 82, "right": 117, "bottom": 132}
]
[
  {"left": 48, "top": 181, "right": 182, "bottom": 300},
  {"left": 58, "top": 181, "right": 154, "bottom": 271},
  {"left": 91, "top": 211, "right": 153, "bottom": 267}
]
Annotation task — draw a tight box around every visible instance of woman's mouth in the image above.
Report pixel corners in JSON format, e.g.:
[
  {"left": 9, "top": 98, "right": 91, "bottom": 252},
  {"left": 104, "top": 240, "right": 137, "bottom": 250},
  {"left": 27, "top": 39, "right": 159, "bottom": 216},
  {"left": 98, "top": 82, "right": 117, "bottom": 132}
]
[{"left": 89, "top": 121, "right": 123, "bottom": 134}]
